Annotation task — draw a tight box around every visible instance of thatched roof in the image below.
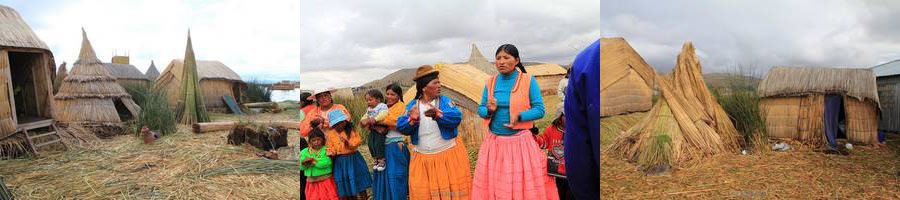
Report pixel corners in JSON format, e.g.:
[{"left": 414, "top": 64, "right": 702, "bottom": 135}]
[
  {"left": 594, "top": 37, "right": 656, "bottom": 92},
  {"left": 871, "top": 59, "right": 900, "bottom": 77},
  {"left": 159, "top": 59, "right": 243, "bottom": 82},
  {"left": 757, "top": 66, "right": 879, "bottom": 104},
  {"left": 589, "top": 37, "right": 656, "bottom": 117},
  {"left": 525, "top": 63, "right": 566, "bottom": 77},
  {"left": 103, "top": 63, "right": 149, "bottom": 81},
  {"left": 57, "top": 62, "right": 67, "bottom": 76},
  {"left": 53, "top": 29, "right": 140, "bottom": 123},
  {"left": 467, "top": 43, "right": 498, "bottom": 75},
  {"left": 55, "top": 30, "right": 130, "bottom": 99},
  {"left": 403, "top": 63, "right": 491, "bottom": 111},
  {"left": 0, "top": 5, "right": 48, "bottom": 50},
  {"left": 145, "top": 60, "right": 160, "bottom": 81}
]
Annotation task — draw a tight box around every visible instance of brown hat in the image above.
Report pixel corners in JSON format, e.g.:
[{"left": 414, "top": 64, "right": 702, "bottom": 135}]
[{"left": 413, "top": 65, "right": 439, "bottom": 81}]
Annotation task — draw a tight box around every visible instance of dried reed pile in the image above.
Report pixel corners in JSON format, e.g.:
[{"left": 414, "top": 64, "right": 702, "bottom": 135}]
[
  {"left": 611, "top": 42, "right": 742, "bottom": 170},
  {"left": 54, "top": 62, "right": 67, "bottom": 93},
  {"left": 174, "top": 32, "right": 210, "bottom": 124}
]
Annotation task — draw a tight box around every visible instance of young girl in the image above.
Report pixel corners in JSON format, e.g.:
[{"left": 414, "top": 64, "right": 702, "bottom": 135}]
[
  {"left": 360, "top": 89, "right": 389, "bottom": 171},
  {"left": 300, "top": 128, "right": 339, "bottom": 200},
  {"left": 536, "top": 105, "right": 573, "bottom": 200},
  {"left": 326, "top": 110, "right": 372, "bottom": 200}
]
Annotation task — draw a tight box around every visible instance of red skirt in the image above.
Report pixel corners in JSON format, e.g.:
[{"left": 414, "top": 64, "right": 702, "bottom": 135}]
[
  {"left": 472, "top": 130, "right": 559, "bottom": 200},
  {"left": 306, "top": 176, "right": 339, "bottom": 200}
]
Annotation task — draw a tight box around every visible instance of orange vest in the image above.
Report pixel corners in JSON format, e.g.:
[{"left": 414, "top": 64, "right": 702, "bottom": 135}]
[{"left": 483, "top": 73, "right": 534, "bottom": 130}]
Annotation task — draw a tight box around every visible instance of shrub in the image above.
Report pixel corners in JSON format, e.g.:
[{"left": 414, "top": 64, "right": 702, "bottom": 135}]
[
  {"left": 333, "top": 95, "right": 369, "bottom": 142},
  {"left": 124, "top": 84, "right": 177, "bottom": 136},
  {"left": 712, "top": 64, "right": 767, "bottom": 151},
  {"left": 244, "top": 79, "right": 272, "bottom": 103}
]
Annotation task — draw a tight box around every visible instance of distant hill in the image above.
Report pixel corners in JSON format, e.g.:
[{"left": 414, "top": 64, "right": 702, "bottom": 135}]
[
  {"left": 703, "top": 72, "right": 762, "bottom": 92},
  {"left": 656, "top": 72, "right": 761, "bottom": 93},
  {"left": 354, "top": 68, "right": 417, "bottom": 94}
]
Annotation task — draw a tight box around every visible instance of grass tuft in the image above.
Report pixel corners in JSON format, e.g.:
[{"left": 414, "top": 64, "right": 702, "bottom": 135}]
[
  {"left": 124, "top": 84, "right": 177, "bottom": 136},
  {"left": 244, "top": 78, "right": 272, "bottom": 103}
]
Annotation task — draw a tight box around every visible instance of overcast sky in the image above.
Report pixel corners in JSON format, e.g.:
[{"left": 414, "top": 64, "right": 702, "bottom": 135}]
[{"left": 3, "top": 0, "right": 899, "bottom": 91}]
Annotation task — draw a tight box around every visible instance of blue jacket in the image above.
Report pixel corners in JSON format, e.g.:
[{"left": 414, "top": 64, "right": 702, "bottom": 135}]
[
  {"left": 564, "top": 38, "right": 607, "bottom": 199},
  {"left": 397, "top": 95, "right": 463, "bottom": 145},
  {"left": 565, "top": 40, "right": 607, "bottom": 143}
]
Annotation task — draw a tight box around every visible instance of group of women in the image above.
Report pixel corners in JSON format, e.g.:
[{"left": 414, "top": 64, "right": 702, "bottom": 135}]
[{"left": 296, "top": 44, "right": 571, "bottom": 200}]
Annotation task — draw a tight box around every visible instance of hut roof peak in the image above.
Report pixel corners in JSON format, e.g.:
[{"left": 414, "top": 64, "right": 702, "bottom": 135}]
[{"left": 77, "top": 29, "right": 100, "bottom": 64}]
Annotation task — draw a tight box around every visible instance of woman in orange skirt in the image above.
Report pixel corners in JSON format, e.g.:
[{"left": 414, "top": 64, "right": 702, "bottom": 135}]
[
  {"left": 472, "top": 44, "right": 558, "bottom": 199},
  {"left": 397, "top": 65, "right": 472, "bottom": 200}
]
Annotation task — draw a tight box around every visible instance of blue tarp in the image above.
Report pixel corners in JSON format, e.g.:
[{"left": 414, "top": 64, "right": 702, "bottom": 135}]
[{"left": 824, "top": 95, "right": 843, "bottom": 148}]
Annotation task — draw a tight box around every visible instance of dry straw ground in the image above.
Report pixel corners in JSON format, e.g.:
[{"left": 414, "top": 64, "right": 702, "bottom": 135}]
[{"left": 1, "top": 98, "right": 899, "bottom": 199}]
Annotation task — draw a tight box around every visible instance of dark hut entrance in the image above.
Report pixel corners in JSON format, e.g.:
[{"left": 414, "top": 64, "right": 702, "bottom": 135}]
[
  {"left": 113, "top": 99, "right": 134, "bottom": 121},
  {"left": 824, "top": 94, "right": 847, "bottom": 148},
  {"left": 8, "top": 51, "right": 49, "bottom": 125}
]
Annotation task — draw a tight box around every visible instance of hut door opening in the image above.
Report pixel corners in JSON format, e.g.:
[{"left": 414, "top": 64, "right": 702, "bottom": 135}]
[
  {"left": 8, "top": 52, "right": 44, "bottom": 124},
  {"left": 823, "top": 95, "right": 846, "bottom": 147},
  {"left": 113, "top": 99, "right": 134, "bottom": 121},
  {"left": 232, "top": 83, "right": 242, "bottom": 104}
]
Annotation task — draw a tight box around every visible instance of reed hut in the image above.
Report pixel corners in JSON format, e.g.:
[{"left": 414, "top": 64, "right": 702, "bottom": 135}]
[
  {"left": 155, "top": 59, "right": 245, "bottom": 113},
  {"left": 592, "top": 37, "right": 656, "bottom": 117},
  {"left": 0, "top": 5, "right": 57, "bottom": 139},
  {"left": 871, "top": 59, "right": 900, "bottom": 132},
  {"left": 525, "top": 63, "right": 567, "bottom": 95},
  {"left": 145, "top": 60, "right": 159, "bottom": 81},
  {"left": 403, "top": 63, "right": 492, "bottom": 149},
  {"left": 104, "top": 63, "right": 151, "bottom": 87},
  {"left": 53, "top": 30, "right": 141, "bottom": 124},
  {"left": 758, "top": 66, "right": 881, "bottom": 146},
  {"left": 467, "top": 43, "right": 498, "bottom": 76},
  {"left": 611, "top": 42, "right": 741, "bottom": 170}
]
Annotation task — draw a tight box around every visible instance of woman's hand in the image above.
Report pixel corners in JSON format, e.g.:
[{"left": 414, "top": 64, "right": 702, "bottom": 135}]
[
  {"left": 434, "top": 108, "right": 444, "bottom": 119},
  {"left": 424, "top": 107, "right": 442, "bottom": 119},
  {"left": 360, "top": 117, "right": 371, "bottom": 128},
  {"left": 310, "top": 117, "right": 323, "bottom": 127},
  {"left": 487, "top": 97, "right": 498, "bottom": 114},
  {"left": 424, "top": 108, "right": 436, "bottom": 118},
  {"left": 409, "top": 105, "right": 420, "bottom": 124},
  {"left": 504, "top": 112, "right": 520, "bottom": 128}
]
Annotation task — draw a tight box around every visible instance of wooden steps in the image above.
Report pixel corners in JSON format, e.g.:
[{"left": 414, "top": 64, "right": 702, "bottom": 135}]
[{"left": 16, "top": 119, "right": 65, "bottom": 154}]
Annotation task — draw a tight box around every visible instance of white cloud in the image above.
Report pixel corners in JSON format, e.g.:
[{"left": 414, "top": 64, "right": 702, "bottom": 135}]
[{"left": 5, "top": 0, "right": 900, "bottom": 92}]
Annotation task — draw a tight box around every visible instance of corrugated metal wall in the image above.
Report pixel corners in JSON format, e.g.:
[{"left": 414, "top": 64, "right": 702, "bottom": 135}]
[{"left": 877, "top": 75, "right": 900, "bottom": 132}]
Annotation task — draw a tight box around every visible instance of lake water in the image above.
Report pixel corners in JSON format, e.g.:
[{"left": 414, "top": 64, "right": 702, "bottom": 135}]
[{"left": 271, "top": 88, "right": 306, "bottom": 102}]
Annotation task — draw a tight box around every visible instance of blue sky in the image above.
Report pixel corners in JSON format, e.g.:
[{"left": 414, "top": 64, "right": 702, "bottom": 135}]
[{"left": 3, "top": 0, "right": 899, "bottom": 91}]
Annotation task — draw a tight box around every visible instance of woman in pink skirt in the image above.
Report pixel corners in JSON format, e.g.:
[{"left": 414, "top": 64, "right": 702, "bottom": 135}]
[{"left": 472, "top": 44, "right": 558, "bottom": 199}]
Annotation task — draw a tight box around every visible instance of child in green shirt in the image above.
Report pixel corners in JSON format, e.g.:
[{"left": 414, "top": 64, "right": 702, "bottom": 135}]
[{"left": 299, "top": 128, "right": 338, "bottom": 200}]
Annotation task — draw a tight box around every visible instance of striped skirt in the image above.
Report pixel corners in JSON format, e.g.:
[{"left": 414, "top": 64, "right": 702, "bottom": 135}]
[
  {"left": 332, "top": 152, "right": 373, "bottom": 197},
  {"left": 305, "top": 177, "right": 339, "bottom": 200},
  {"left": 472, "top": 130, "right": 559, "bottom": 200},
  {"left": 409, "top": 137, "right": 472, "bottom": 200},
  {"left": 372, "top": 141, "right": 411, "bottom": 200}
]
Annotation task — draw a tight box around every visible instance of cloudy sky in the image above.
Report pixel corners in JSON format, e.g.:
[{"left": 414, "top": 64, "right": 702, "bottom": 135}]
[{"left": 3, "top": 0, "right": 899, "bottom": 91}]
